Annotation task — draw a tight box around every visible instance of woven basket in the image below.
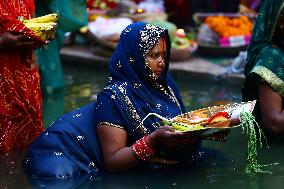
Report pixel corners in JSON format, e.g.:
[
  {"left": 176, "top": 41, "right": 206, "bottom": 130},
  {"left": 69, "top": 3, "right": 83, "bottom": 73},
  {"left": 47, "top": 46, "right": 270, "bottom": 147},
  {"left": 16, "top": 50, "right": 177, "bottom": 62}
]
[
  {"left": 170, "top": 48, "right": 191, "bottom": 61},
  {"left": 171, "top": 42, "right": 197, "bottom": 62}
]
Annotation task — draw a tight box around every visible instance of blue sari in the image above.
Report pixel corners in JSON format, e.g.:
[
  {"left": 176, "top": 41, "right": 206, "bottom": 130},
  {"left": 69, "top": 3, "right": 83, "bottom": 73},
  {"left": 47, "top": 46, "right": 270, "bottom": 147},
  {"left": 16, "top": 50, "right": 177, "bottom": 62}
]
[
  {"left": 24, "top": 23, "right": 199, "bottom": 179},
  {"left": 94, "top": 22, "right": 186, "bottom": 143},
  {"left": 24, "top": 103, "right": 102, "bottom": 178},
  {"left": 94, "top": 22, "right": 200, "bottom": 157}
]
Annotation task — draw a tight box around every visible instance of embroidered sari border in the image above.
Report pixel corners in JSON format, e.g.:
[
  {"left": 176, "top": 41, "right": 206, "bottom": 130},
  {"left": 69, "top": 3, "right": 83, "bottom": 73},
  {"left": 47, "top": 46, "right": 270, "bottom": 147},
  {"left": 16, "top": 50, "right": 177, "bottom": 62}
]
[
  {"left": 252, "top": 66, "right": 284, "bottom": 97},
  {"left": 98, "top": 122, "right": 125, "bottom": 130}
]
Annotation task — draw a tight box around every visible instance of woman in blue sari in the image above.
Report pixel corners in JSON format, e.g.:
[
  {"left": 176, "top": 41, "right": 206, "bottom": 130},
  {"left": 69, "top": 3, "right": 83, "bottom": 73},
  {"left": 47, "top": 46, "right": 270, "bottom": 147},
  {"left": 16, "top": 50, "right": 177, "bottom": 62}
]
[
  {"left": 94, "top": 22, "right": 199, "bottom": 172},
  {"left": 24, "top": 22, "right": 199, "bottom": 178}
]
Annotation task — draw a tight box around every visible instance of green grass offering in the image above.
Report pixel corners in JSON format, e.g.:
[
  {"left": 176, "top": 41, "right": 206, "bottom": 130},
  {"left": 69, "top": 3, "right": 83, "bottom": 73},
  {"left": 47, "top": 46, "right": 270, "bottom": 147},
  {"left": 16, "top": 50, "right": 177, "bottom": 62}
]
[{"left": 240, "top": 111, "right": 278, "bottom": 175}]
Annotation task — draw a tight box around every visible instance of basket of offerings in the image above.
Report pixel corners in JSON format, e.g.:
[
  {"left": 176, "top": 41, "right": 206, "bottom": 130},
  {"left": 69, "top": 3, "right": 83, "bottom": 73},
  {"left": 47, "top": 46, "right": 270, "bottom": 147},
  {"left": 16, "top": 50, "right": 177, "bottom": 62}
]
[
  {"left": 197, "top": 43, "right": 248, "bottom": 56},
  {"left": 141, "top": 100, "right": 256, "bottom": 137},
  {"left": 193, "top": 12, "right": 256, "bottom": 25},
  {"left": 194, "top": 13, "right": 255, "bottom": 56},
  {"left": 171, "top": 42, "right": 197, "bottom": 61},
  {"left": 170, "top": 29, "right": 197, "bottom": 61},
  {"left": 142, "top": 100, "right": 276, "bottom": 175}
]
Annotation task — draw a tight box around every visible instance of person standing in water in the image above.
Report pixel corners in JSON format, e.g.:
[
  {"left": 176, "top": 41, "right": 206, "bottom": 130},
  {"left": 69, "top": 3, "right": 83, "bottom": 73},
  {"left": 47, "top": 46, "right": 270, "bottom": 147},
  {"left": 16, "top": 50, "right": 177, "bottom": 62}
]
[
  {"left": 24, "top": 22, "right": 202, "bottom": 178},
  {"left": 243, "top": 0, "right": 284, "bottom": 138},
  {"left": 0, "top": 0, "right": 45, "bottom": 153}
]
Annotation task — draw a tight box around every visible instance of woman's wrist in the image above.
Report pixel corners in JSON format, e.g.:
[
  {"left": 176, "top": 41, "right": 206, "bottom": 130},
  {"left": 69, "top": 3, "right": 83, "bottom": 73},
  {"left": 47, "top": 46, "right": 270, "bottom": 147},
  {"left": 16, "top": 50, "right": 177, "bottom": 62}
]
[
  {"left": 145, "top": 133, "right": 157, "bottom": 149},
  {"left": 132, "top": 135, "right": 156, "bottom": 161}
]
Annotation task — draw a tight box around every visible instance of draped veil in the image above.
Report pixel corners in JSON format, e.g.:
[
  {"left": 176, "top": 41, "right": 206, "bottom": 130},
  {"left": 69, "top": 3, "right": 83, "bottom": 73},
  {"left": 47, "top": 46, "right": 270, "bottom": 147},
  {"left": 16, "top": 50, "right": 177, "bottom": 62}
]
[{"left": 95, "top": 22, "right": 186, "bottom": 143}]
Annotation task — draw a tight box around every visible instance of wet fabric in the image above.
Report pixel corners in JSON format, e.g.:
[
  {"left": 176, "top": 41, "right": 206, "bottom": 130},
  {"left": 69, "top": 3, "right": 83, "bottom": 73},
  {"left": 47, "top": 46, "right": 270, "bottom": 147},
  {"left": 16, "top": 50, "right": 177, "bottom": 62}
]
[
  {"left": 24, "top": 22, "right": 199, "bottom": 178},
  {"left": 24, "top": 103, "right": 103, "bottom": 178},
  {"left": 94, "top": 22, "right": 186, "bottom": 143},
  {"left": 0, "top": 0, "right": 44, "bottom": 153},
  {"left": 242, "top": 0, "right": 284, "bottom": 125},
  {"left": 35, "top": 0, "right": 88, "bottom": 95}
]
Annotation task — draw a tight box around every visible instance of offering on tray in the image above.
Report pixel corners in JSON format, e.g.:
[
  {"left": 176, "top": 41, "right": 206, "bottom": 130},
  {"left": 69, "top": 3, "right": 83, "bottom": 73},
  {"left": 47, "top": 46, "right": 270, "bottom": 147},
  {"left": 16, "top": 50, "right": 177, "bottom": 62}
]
[
  {"left": 19, "top": 13, "right": 59, "bottom": 42},
  {"left": 141, "top": 101, "right": 256, "bottom": 135},
  {"left": 141, "top": 100, "right": 276, "bottom": 175},
  {"left": 170, "top": 29, "right": 197, "bottom": 61},
  {"left": 195, "top": 13, "right": 254, "bottom": 47},
  {"left": 204, "top": 15, "right": 253, "bottom": 38}
]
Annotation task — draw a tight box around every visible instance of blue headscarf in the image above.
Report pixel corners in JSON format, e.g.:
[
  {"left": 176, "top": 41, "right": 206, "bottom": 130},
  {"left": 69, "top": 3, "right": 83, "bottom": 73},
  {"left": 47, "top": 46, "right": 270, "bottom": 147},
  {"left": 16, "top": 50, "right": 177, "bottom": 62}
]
[{"left": 95, "top": 22, "right": 186, "bottom": 143}]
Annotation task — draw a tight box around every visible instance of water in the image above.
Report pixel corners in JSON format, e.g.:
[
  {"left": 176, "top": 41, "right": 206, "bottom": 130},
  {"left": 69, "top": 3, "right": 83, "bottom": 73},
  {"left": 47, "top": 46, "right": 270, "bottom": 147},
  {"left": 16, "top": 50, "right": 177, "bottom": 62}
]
[{"left": 1, "top": 65, "right": 284, "bottom": 189}]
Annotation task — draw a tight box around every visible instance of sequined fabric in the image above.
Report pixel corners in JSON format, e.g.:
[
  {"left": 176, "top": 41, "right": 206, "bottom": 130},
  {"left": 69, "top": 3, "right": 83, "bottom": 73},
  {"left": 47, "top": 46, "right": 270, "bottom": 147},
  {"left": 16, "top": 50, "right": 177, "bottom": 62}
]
[
  {"left": 0, "top": 0, "right": 44, "bottom": 153},
  {"left": 243, "top": 0, "right": 284, "bottom": 95},
  {"left": 95, "top": 22, "right": 186, "bottom": 142},
  {"left": 24, "top": 103, "right": 102, "bottom": 178},
  {"left": 0, "top": 0, "right": 41, "bottom": 43},
  {"left": 242, "top": 0, "right": 284, "bottom": 126}
]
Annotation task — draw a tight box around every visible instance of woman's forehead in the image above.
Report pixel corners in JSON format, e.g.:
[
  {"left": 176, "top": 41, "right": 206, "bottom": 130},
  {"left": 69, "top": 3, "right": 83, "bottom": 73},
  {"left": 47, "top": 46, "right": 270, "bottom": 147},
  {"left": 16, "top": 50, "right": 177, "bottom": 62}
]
[{"left": 150, "top": 38, "right": 166, "bottom": 52}]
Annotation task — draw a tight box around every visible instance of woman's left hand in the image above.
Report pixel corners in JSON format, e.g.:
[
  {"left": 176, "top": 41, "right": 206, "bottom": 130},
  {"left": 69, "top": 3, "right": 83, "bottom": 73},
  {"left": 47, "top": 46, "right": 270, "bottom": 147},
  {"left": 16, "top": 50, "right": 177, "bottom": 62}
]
[
  {"left": 0, "top": 32, "right": 43, "bottom": 51},
  {"left": 147, "top": 126, "right": 198, "bottom": 149}
]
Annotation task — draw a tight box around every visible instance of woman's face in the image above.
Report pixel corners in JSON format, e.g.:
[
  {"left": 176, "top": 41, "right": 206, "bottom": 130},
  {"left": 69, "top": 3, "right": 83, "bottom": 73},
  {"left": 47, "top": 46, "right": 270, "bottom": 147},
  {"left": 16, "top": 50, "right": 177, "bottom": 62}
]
[{"left": 146, "top": 37, "right": 167, "bottom": 79}]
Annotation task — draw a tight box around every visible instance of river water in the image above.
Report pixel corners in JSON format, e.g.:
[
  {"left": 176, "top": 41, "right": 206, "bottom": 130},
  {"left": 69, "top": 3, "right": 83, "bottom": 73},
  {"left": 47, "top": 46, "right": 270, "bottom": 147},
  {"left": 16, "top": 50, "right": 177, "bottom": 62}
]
[{"left": 0, "top": 65, "right": 283, "bottom": 189}]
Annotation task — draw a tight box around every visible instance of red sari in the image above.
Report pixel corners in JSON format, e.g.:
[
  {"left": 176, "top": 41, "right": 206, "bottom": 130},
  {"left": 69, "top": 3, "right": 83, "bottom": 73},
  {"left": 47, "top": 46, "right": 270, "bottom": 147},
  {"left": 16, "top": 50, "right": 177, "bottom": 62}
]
[{"left": 0, "top": 0, "right": 44, "bottom": 153}]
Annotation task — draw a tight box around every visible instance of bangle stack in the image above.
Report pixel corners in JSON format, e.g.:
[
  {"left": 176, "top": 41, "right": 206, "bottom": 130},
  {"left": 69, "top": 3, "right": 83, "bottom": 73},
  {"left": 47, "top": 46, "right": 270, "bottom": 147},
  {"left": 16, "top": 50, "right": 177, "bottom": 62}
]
[{"left": 132, "top": 135, "right": 156, "bottom": 160}]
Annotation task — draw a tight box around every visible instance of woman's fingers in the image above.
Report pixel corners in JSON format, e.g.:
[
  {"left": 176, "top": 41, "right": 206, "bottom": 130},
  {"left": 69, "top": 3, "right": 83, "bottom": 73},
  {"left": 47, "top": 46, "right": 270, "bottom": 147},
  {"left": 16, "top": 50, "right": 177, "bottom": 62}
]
[
  {"left": 17, "top": 40, "right": 44, "bottom": 49},
  {"left": 14, "top": 34, "right": 29, "bottom": 42},
  {"left": 1, "top": 32, "right": 43, "bottom": 49},
  {"left": 159, "top": 125, "right": 175, "bottom": 132},
  {"left": 149, "top": 125, "right": 201, "bottom": 148}
]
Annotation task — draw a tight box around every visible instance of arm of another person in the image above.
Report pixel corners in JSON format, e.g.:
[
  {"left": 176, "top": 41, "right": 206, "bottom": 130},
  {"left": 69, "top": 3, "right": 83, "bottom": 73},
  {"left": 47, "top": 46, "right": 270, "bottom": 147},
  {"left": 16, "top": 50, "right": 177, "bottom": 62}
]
[
  {"left": 97, "top": 124, "right": 193, "bottom": 172},
  {"left": 258, "top": 82, "right": 284, "bottom": 135},
  {"left": 0, "top": 32, "right": 42, "bottom": 52}
]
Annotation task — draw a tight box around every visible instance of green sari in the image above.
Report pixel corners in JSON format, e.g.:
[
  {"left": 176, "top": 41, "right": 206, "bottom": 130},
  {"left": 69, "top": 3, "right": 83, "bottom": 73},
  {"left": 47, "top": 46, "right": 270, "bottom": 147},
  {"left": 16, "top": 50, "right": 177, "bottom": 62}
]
[
  {"left": 35, "top": 0, "right": 88, "bottom": 95},
  {"left": 242, "top": 0, "right": 284, "bottom": 127}
]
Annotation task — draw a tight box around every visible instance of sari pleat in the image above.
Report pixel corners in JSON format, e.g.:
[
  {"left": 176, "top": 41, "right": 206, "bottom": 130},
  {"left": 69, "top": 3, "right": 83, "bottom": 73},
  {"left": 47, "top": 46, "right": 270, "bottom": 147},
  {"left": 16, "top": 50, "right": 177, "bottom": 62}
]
[{"left": 0, "top": 0, "right": 44, "bottom": 153}]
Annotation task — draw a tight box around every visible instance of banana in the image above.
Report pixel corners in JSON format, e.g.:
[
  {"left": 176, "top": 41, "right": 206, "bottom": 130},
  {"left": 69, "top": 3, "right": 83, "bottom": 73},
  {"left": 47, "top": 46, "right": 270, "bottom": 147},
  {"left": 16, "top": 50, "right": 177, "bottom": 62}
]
[
  {"left": 20, "top": 13, "right": 59, "bottom": 41},
  {"left": 23, "top": 13, "right": 59, "bottom": 23},
  {"left": 32, "top": 30, "right": 55, "bottom": 41},
  {"left": 163, "top": 120, "right": 205, "bottom": 132},
  {"left": 24, "top": 22, "right": 57, "bottom": 41},
  {"left": 24, "top": 22, "right": 57, "bottom": 31},
  {"left": 172, "top": 123, "right": 192, "bottom": 132}
]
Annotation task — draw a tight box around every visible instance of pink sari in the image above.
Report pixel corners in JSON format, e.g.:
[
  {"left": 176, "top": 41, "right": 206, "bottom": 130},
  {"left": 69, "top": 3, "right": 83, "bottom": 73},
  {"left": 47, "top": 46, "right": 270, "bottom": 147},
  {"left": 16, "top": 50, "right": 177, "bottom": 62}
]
[{"left": 0, "top": 0, "right": 44, "bottom": 153}]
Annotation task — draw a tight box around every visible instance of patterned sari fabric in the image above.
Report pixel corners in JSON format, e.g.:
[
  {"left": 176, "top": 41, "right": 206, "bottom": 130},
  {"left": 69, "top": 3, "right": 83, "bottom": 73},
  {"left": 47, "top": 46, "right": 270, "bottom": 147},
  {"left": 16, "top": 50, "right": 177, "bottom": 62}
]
[
  {"left": 24, "top": 103, "right": 102, "bottom": 178},
  {"left": 242, "top": 0, "right": 284, "bottom": 126},
  {"left": 95, "top": 22, "right": 200, "bottom": 153},
  {"left": 23, "top": 23, "right": 199, "bottom": 179},
  {"left": 0, "top": 0, "right": 44, "bottom": 153}
]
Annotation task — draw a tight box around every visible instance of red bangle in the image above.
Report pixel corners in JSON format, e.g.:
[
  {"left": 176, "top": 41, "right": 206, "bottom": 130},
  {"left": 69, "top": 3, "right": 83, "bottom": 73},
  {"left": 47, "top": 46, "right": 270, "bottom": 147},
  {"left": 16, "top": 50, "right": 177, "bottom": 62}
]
[{"left": 132, "top": 135, "right": 156, "bottom": 160}]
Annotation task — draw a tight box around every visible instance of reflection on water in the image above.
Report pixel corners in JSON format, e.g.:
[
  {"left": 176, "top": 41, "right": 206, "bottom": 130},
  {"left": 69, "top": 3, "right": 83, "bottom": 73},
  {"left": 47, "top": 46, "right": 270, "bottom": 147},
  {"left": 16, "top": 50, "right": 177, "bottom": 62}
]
[
  {"left": 42, "top": 67, "right": 242, "bottom": 127},
  {"left": 42, "top": 93, "right": 65, "bottom": 128},
  {"left": 1, "top": 65, "right": 284, "bottom": 189},
  {"left": 27, "top": 147, "right": 245, "bottom": 189}
]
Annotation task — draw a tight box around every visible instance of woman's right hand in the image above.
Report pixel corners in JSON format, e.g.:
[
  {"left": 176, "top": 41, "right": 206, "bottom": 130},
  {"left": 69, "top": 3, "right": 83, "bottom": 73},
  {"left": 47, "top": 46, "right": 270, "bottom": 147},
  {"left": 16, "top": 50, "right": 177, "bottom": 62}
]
[
  {"left": 146, "top": 126, "right": 197, "bottom": 149},
  {"left": 0, "top": 32, "right": 43, "bottom": 51}
]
